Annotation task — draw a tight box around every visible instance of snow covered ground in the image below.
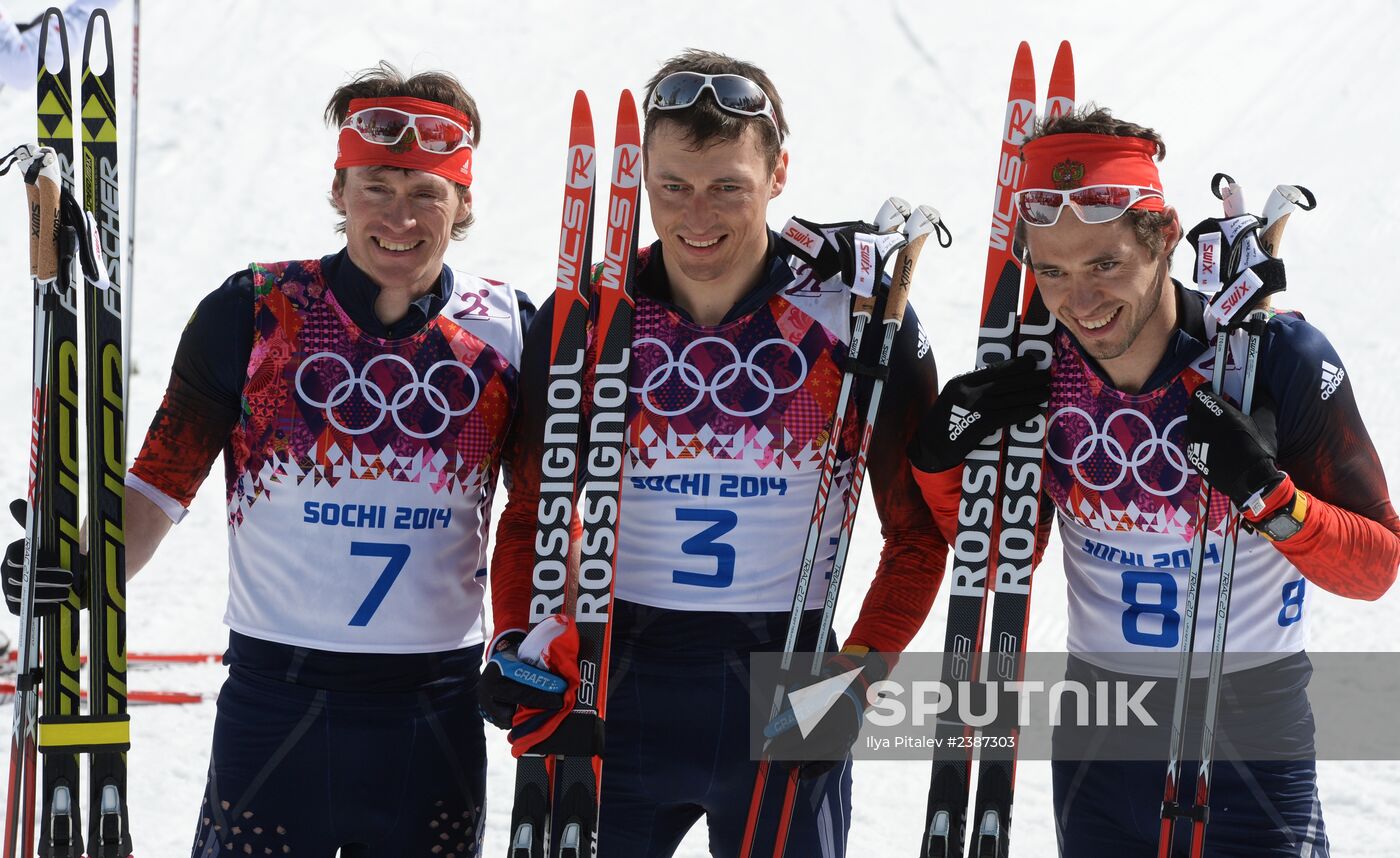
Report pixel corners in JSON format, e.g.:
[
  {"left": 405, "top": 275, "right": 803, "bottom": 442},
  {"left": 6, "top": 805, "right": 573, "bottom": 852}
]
[{"left": 2, "top": 0, "right": 1398, "bottom": 854}]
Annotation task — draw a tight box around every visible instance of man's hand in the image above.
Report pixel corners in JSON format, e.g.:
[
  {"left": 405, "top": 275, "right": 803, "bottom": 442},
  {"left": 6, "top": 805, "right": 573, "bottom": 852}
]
[
  {"left": 763, "top": 648, "right": 891, "bottom": 779},
  {"left": 1185, "top": 386, "right": 1285, "bottom": 513},
  {"left": 909, "top": 356, "right": 1050, "bottom": 474},
  {"left": 2, "top": 499, "right": 84, "bottom": 617},
  {"left": 477, "top": 629, "right": 568, "bottom": 730}
]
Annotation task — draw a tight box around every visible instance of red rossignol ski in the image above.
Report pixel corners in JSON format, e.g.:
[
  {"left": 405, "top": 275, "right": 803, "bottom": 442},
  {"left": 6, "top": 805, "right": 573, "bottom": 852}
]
[
  {"left": 508, "top": 90, "right": 596, "bottom": 858},
  {"left": 964, "top": 41, "right": 1072, "bottom": 858},
  {"left": 921, "top": 41, "right": 1038, "bottom": 858},
  {"left": 921, "top": 40, "right": 1073, "bottom": 858},
  {"left": 508, "top": 90, "right": 642, "bottom": 858},
  {"left": 549, "top": 87, "right": 640, "bottom": 858}
]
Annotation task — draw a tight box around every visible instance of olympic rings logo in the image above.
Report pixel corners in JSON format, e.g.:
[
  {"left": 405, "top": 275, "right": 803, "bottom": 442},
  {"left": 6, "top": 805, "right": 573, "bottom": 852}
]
[
  {"left": 1046, "top": 406, "right": 1190, "bottom": 498},
  {"left": 293, "top": 352, "right": 480, "bottom": 440},
  {"left": 631, "top": 336, "right": 808, "bottom": 418}
]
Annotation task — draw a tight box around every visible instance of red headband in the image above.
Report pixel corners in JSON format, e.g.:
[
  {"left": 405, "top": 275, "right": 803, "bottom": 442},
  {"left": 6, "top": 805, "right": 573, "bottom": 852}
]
[
  {"left": 335, "top": 96, "right": 475, "bottom": 187},
  {"left": 1021, "top": 133, "right": 1165, "bottom": 210}
]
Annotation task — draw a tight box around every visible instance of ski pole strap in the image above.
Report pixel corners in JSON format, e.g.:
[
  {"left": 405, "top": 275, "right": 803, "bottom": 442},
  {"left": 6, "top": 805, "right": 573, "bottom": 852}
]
[
  {"left": 0, "top": 143, "right": 37, "bottom": 175},
  {"left": 842, "top": 357, "right": 891, "bottom": 381}
]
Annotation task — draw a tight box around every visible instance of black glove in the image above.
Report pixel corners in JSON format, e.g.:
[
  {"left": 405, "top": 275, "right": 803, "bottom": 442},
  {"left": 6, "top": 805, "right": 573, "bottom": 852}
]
[
  {"left": 477, "top": 630, "right": 567, "bottom": 730},
  {"left": 763, "top": 649, "right": 890, "bottom": 779},
  {"left": 781, "top": 216, "right": 907, "bottom": 294},
  {"left": 1187, "top": 212, "right": 1285, "bottom": 327},
  {"left": 3, "top": 499, "right": 84, "bottom": 617},
  {"left": 1185, "top": 386, "right": 1284, "bottom": 511},
  {"left": 908, "top": 356, "right": 1051, "bottom": 473}
]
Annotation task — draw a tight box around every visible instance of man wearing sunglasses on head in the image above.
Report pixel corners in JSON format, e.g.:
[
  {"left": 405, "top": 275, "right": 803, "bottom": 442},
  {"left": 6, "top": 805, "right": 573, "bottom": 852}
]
[
  {"left": 907, "top": 108, "right": 1399, "bottom": 856},
  {"left": 481, "top": 49, "right": 947, "bottom": 856},
  {"left": 3, "top": 62, "right": 530, "bottom": 857}
]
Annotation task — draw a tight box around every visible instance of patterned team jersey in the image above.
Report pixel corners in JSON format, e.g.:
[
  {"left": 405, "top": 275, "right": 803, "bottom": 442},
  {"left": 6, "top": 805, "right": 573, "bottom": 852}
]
[
  {"left": 146, "top": 259, "right": 523, "bottom": 653},
  {"left": 490, "top": 236, "right": 946, "bottom": 654},
  {"left": 617, "top": 259, "right": 859, "bottom": 611},
  {"left": 1047, "top": 321, "right": 1307, "bottom": 675},
  {"left": 913, "top": 286, "right": 1398, "bottom": 674}
]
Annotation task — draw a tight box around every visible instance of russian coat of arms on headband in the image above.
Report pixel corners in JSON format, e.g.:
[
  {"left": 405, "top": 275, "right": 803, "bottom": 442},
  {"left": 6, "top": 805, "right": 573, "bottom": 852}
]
[{"left": 1052, "top": 159, "right": 1086, "bottom": 189}]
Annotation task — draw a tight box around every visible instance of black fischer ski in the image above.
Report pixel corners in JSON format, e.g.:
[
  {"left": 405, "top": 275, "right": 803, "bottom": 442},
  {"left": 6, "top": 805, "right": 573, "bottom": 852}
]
[
  {"left": 34, "top": 10, "right": 87, "bottom": 856},
  {"left": 78, "top": 10, "right": 133, "bottom": 856}
]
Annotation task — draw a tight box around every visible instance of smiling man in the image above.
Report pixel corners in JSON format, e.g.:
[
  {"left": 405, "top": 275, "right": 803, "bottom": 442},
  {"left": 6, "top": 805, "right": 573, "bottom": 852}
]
[
  {"left": 908, "top": 108, "right": 1400, "bottom": 856},
  {"left": 480, "top": 50, "right": 947, "bottom": 856},
  {"left": 10, "top": 63, "right": 528, "bottom": 857}
]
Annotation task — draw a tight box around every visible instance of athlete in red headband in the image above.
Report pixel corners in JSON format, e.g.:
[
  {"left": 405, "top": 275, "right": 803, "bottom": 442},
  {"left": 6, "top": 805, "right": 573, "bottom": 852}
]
[
  {"left": 905, "top": 108, "right": 1398, "bottom": 857},
  {"left": 2, "top": 62, "right": 530, "bottom": 856}
]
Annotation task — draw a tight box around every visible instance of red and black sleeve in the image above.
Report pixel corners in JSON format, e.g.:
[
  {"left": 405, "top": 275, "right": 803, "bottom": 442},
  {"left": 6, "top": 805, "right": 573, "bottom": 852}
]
[
  {"left": 1260, "top": 314, "right": 1399, "bottom": 600},
  {"left": 128, "top": 271, "right": 251, "bottom": 512},
  {"left": 488, "top": 292, "right": 557, "bottom": 637},
  {"left": 845, "top": 302, "right": 951, "bottom": 654}
]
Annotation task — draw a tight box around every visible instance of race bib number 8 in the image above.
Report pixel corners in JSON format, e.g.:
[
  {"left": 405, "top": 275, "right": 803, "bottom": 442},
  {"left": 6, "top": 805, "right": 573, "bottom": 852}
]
[{"left": 1120, "top": 569, "right": 1180, "bottom": 648}]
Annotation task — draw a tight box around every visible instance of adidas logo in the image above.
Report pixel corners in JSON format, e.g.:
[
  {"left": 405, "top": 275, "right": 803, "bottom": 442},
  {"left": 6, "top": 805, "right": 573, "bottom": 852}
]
[
  {"left": 1320, "top": 360, "right": 1345, "bottom": 400},
  {"left": 948, "top": 404, "right": 981, "bottom": 440},
  {"left": 1187, "top": 442, "right": 1210, "bottom": 475}
]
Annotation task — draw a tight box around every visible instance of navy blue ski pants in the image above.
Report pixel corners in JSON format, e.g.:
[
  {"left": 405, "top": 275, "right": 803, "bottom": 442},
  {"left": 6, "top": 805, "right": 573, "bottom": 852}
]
[
  {"left": 597, "top": 607, "right": 853, "bottom": 857},
  {"left": 1052, "top": 653, "right": 1329, "bottom": 857},
  {"left": 190, "top": 634, "right": 486, "bottom": 858}
]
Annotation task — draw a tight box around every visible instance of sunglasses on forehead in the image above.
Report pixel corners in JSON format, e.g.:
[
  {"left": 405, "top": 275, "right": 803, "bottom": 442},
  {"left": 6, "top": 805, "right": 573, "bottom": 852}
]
[
  {"left": 340, "top": 106, "right": 474, "bottom": 155},
  {"left": 646, "top": 71, "right": 780, "bottom": 132},
  {"left": 1015, "top": 184, "right": 1164, "bottom": 227}
]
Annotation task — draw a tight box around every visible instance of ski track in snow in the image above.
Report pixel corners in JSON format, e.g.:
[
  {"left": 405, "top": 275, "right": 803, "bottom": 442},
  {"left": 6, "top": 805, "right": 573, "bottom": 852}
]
[{"left": 1, "top": 1, "right": 1398, "bottom": 854}]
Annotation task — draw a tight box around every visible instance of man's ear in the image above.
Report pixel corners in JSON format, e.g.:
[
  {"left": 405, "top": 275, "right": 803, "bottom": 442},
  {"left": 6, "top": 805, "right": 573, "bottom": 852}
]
[{"left": 769, "top": 148, "right": 789, "bottom": 200}]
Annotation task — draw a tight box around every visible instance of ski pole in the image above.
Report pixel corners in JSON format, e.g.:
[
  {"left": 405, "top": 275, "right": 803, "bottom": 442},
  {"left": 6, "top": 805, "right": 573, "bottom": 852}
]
[
  {"left": 766, "top": 206, "right": 950, "bottom": 858},
  {"left": 1158, "top": 176, "right": 1312, "bottom": 858},
  {"left": 123, "top": 0, "right": 140, "bottom": 390},
  {"left": 2, "top": 143, "right": 62, "bottom": 858}
]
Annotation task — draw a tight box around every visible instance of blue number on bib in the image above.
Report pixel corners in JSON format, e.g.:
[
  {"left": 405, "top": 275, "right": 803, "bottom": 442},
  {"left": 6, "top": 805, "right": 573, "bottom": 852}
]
[
  {"left": 1121, "top": 569, "right": 1180, "bottom": 647},
  {"left": 1278, "top": 579, "right": 1306, "bottom": 627},
  {"left": 673, "top": 508, "right": 737, "bottom": 588},
  {"left": 348, "top": 542, "right": 412, "bottom": 626}
]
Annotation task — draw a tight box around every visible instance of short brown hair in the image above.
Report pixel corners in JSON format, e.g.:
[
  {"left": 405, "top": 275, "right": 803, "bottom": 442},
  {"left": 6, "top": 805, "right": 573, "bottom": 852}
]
[
  {"left": 642, "top": 49, "right": 788, "bottom": 172},
  {"left": 1017, "top": 105, "right": 1175, "bottom": 258},
  {"left": 325, "top": 62, "right": 481, "bottom": 239}
]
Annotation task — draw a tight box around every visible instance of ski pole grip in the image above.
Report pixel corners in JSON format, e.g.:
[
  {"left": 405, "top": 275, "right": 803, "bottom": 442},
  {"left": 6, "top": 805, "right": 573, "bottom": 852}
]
[
  {"left": 1259, "top": 215, "right": 1291, "bottom": 258},
  {"left": 883, "top": 238, "right": 923, "bottom": 326},
  {"left": 26, "top": 151, "right": 62, "bottom": 281},
  {"left": 885, "top": 204, "right": 944, "bottom": 327}
]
